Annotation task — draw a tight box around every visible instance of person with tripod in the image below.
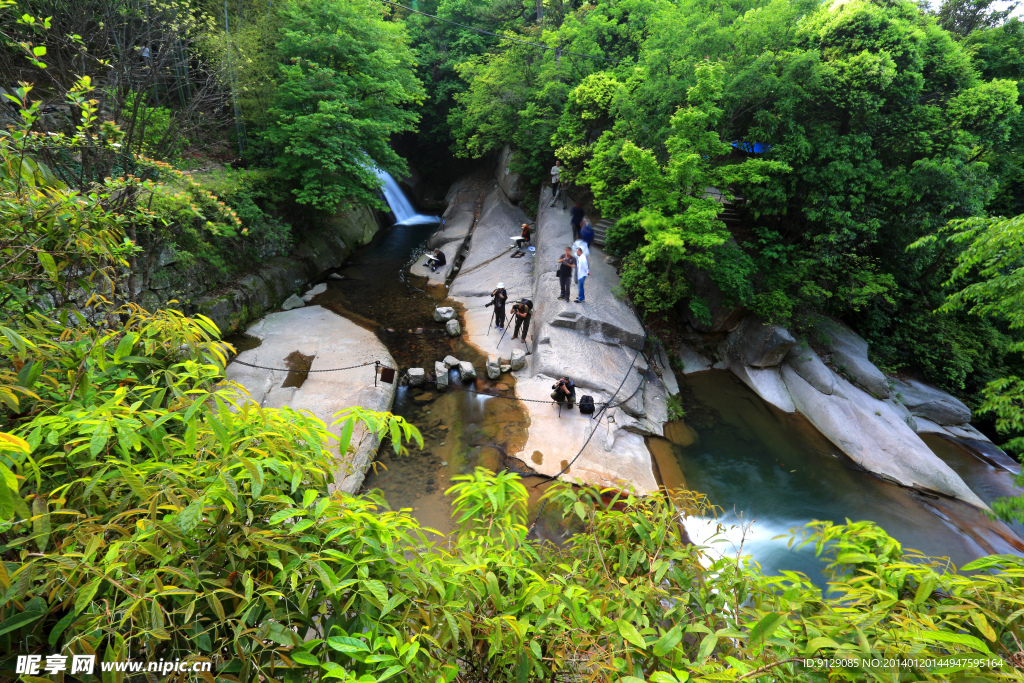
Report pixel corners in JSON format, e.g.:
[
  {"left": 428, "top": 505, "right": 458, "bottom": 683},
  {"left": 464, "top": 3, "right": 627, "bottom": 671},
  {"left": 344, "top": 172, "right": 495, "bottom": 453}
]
[
  {"left": 510, "top": 299, "right": 532, "bottom": 341},
  {"left": 486, "top": 283, "right": 508, "bottom": 330}
]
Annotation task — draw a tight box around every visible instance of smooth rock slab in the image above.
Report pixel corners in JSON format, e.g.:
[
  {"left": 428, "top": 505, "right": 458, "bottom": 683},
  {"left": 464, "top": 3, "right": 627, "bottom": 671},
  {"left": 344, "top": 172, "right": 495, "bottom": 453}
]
[
  {"left": 407, "top": 368, "right": 426, "bottom": 387},
  {"left": 891, "top": 378, "right": 971, "bottom": 426},
  {"left": 446, "top": 319, "right": 462, "bottom": 336},
  {"left": 730, "top": 363, "right": 796, "bottom": 413},
  {"left": 226, "top": 307, "right": 397, "bottom": 495},
  {"left": 677, "top": 344, "right": 713, "bottom": 374},
  {"left": 458, "top": 361, "right": 477, "bottom": 380},
  {"left": 281, "top": 294, "right": 304, "bottom": 311},
  {"left": 818, "top": 320, "right": 890, "bottom": 398},
  {"left": 785, "top": 345, "right": 836, "bottom": 395},
  {"left": 434, "top": 306, "right": 456, "bottom": 322},
  {"left": 302, "top": 283, "right": 327, "bottom": 303},
  {"left": 780, "top": 364, "right": 986, "bottom": 509},
  {"left": 435, "top": 361, "right": 449, "bottom": 391}
]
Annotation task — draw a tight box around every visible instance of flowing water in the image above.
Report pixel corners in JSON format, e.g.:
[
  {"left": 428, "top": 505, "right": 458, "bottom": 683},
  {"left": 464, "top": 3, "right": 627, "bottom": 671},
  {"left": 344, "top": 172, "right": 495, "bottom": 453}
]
[
  {"left": 233, "top": 176, "right": 1023, "bottom": 577},
  {"left": 373, "top": 167, "right": 441, "bottom": 226},
  {"left": 661, "top": 370, "right": 1024, "bottom": 587}
]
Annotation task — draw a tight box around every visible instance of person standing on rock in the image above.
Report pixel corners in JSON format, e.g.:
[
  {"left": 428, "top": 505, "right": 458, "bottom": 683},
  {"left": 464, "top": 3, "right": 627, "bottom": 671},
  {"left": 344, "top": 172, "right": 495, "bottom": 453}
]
[
  {"left": 549, "top": 160, "right": 565, "bottom": 208},
  {"left": 574, "top": 246, "right": 589, "bottom": 304},
  {"left": 570, "top": 201, "right": 585, "bottom": 241},
  {"left": 488, "top": 283, "right": 508, "bottom": 329},
  {"left": 557, "top": 246, "right": 576, "bottom": 301},
  {"left": 510, "top": 300, "right": 532, "bottom": 341},
  {"left": 579, "top": 218, "right": 594, "bottom": 248}
]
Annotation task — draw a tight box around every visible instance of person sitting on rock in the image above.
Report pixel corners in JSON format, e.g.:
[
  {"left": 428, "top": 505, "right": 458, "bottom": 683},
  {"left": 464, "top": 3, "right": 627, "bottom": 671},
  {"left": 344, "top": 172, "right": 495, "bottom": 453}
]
[
  {"left": 514, "top": 223, "right": 532, "bottom": 249},
  {"left": 510, "top": 300, "right": 532, "bottom": 341},
  {"left": 551, "top": 376, "right": 576, "bottom": 409},
  {"left": 426, "top": 248, "right": 446, "bottom": 272},
  {"left": 487, "top": 283, "right": 508, "bottom": 329}
]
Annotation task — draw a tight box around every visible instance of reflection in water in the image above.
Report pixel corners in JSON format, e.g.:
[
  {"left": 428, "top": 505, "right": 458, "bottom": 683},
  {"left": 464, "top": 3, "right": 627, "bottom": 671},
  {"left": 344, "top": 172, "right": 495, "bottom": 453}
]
[{"left": 671, "top": 371, "right": 1023, "bottom": 587}]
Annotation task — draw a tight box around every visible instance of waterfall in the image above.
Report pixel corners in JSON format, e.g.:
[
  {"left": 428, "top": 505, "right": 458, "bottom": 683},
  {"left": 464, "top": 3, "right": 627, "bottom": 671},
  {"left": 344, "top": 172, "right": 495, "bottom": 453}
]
[{"left": 373, "top": 167, "right": 440, "bottom": 226}]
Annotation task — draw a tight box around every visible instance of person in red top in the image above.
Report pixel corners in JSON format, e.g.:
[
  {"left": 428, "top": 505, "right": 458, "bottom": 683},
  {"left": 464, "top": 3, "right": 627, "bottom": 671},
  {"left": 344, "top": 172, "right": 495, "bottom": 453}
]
[{"left": 515, "top": 223, "right": 531, "bottom": 249}]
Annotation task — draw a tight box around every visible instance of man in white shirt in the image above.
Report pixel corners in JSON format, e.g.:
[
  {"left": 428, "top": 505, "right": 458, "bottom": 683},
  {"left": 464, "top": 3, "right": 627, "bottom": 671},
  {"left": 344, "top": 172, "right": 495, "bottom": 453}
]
[
  {"left": 574, "top": 246, "right": 589, "bottom": 303},
  {"left": 549, "top": 160, "right": 564, "bottom": 208}
]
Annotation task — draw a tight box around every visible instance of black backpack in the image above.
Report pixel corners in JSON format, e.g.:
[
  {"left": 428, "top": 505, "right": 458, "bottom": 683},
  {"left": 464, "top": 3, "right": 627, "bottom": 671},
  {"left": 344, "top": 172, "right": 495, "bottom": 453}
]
[
  {"left": 520, "top": 298, "right": 534, "bottom": 311},
  {"left": 578, "top": 395, "right": 595, "bottom": 415}
]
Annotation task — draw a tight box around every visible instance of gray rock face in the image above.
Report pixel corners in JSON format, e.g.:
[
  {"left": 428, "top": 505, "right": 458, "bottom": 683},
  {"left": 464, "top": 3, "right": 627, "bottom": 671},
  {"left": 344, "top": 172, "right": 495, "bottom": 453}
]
[
  {"left": 444, "top": 355, "right": 461, "bottom": 368},
  {"left": 446, "top": 319, "right": 462, "bottom": 336},
  {"left": 302, "top": 283, "right": 327, "bottom": 303},
  {"left": 281, "top": 294, "right": 305, "bottom": 311},
  {"left": 434, "top": 306, "right": 456, "bottom": 322},
  {"left": 727, "top": 315, "right": 796, "bottom": 367},
  {"left": 780, "top": 364, "right": 986, "bottom": 508},
  {"left": 495, "top": 145, "right": 525, "bottom": 203},
  {"left": 510, "top": 349, "right": 526, "bottom": 371},
  {"left": 435, "top": 361, "right": 449, "bottom": 391},
  {"left": 486, "top": 354, "right": 501, "bottom": 379},
  {"left": 407, "top": 368, "right": 426, "bottom": 387},
  {"left": 818, "top": 320, "right": 890, "bottom": 398},
  {"left": 225, "top": 307, "right": 397, "bottom": 495},
  {"left": 458, "top": 361, "right": 476, "bottom": 380},
  {"left": 730, "top": 363, "right": 796, "bottom": 413},
  {"left": 677, "top": 344, "right": 713, "bottom": 374},
  {"left": 784, "top": 345, "right": 836, "bottom": 395},
  {"left": 447, "top": 183, "right": 534, "bottom": 300},
  {"left": 891, "top": 378, "right": 971, "bottom": 425}
]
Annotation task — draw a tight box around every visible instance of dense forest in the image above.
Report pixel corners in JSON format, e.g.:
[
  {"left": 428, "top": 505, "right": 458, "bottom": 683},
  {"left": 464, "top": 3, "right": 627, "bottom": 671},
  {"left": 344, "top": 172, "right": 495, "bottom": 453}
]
[{"left": 1, "top": 0, "right": 1024, "bottom": 680}]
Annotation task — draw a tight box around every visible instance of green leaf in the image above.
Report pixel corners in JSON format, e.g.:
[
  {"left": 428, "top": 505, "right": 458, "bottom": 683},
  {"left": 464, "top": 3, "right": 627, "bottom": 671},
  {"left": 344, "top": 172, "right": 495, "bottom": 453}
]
[
  {"left": 616, "top": 618, "right": 646, "bottom": 649},
  {"left": 37, "top": 251, "right": 57, "bottom": 278},
  {"left": 31, "top": 496, "right": 50, "bottom": 552},
  {"left": 290, "top": 651, "right": 318, "bottom": 666},
  {"left": 363, "top": 579, "right": 389, "bottom": 606},
  {"left": 378, "top": 665, "right": 404, "bottom": 681},
  {"left": 75, "top": 578, "right": 102, "bottom": 615},
  {"left": 48, "top": 610, "right": 77, "bottom": 646},
  {"left": 0, "top": 610, "right": 42, "bottom": 636},
  {"left": 748, "top": 612, "right": 787, "bottom": 647},
  {"left": 916, "top": 630, "right": 990, "bottom": 654},
  {"left": 652, "top": 625, "right": 682, "bottom": 657},
  {"left": 177, "top": 498, "right": 204, "bottom": 532},
  {"left": 697, "top": 633, "right": 717, "bottom": 662}
]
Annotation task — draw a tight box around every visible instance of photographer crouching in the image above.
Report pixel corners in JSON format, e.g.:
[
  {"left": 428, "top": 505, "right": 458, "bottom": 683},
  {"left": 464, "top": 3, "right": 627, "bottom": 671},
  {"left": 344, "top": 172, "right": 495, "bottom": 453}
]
[{"left": 551, "top": 377, "right": 576, "bottom": 409}]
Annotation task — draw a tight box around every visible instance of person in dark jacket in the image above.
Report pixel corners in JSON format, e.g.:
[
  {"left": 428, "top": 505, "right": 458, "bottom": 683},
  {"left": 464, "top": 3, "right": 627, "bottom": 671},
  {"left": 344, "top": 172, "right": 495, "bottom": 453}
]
[
  {"left": 515, "top": 223, "right": 532, "bottom": 249},
  {"left": 487, "top": 283, "right": 508, "bottom": 329},
  {"left": 426, "top": 248, "right": 446, "bottom": 272},
  {"left": 556, "top": 246, "right": 576, "bottom": 301},
  {"left": 510, "top": 300, "right": 532, "bottom": 340},
  {"left": 570, "top": 202, "right": 585, "bottom": 241},
  {"left": 579, "top": 219, "right": 594, "bottom": 247},
  {"left": 551, "top": 377, "right": 576, "bottom": 408}
]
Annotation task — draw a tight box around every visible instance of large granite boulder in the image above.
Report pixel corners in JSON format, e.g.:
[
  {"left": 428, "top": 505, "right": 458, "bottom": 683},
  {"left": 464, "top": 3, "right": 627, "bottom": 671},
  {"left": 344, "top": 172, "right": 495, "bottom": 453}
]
[
  {"left": 434, "top": 306, "right": 456, "bottom": 322},
  {"left": 486, "top": 354, "right": 501, "bottom": 379},
  {"left": 281, "top": 294, "right": 304, "bottom": 311},
  {"left": 780, "top": 364, "right": 986, "bottom": 508},
  {"left": 817, "top": 320, "right": 890, "bottom": 398},
  {"left": 727, "top": 315, "right": 796, "bottom": 367},
  {"left": 446, "top": 319, "right": 462, "bottom": 336},
  {"left": 435, "top": 361, "right": 449, "bottom": 391},
  {"left": 495, "top": 145, "right": 525, "bottom": 203},
  {"left": 784, "top": 344, "right": 836, "bottom": 395},
  {"left": 730, "top": 363, "right": 796, "bottom": 413},
  {"left": 677, "top": 344, "right": 713, "bottom": 374},
  {"left": 446, "top": 183, "right": 534, "bottom": 299},
  {"left": 891, "top": 378, "right": 971, "bottom": 426},
  {"left": 407, "top": 368, "right": 426, "bottom": 387},
  {"left": 510, "top": 349, "right": 526, "bottom": 371},
  {"left": 225, "top": 307, "right": 397, "bottom": 495}
]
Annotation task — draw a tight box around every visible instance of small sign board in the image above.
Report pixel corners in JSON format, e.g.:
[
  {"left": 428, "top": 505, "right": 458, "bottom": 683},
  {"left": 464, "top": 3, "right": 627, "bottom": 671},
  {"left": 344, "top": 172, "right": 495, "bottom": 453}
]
[{"left": 378, "top": 367, "right": 396, "bottom": 385}]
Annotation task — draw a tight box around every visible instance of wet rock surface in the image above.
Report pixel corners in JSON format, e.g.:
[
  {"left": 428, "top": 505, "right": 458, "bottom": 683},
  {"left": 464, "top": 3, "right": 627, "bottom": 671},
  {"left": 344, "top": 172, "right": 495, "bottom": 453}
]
[{"left": 891, "top": 377, "right": 972, "bottom": 426}]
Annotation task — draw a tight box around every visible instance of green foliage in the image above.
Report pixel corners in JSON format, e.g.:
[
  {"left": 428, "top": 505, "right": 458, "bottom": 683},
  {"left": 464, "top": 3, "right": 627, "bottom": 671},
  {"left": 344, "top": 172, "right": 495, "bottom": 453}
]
[
  {"left": 666, "top": 394, "right": 686, "bottom": 421},
  {"left": 586, "top": 62, "right": 787, "bottom": 312},
  {"left": 121, "top": 92, "right": 189, "bottom": 161},
  {"left": 262, "top": 0, "right": 425, "bottom": 213}
]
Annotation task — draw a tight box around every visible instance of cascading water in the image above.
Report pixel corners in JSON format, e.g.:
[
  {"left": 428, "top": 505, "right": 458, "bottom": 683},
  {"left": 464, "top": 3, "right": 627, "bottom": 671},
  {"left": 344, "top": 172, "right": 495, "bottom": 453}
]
[{"left": 373, "top": 167, "right": 440, "bottom": 226}]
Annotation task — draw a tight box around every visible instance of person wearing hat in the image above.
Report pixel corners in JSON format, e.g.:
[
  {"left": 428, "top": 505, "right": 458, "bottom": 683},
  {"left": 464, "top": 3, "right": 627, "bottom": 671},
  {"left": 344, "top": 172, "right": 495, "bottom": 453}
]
[
  {"left": 487, "top": 283, "right": 508, "bottom": 329},
  {"left": 514, "top": 222, "right": 532, "bottom": 249}
]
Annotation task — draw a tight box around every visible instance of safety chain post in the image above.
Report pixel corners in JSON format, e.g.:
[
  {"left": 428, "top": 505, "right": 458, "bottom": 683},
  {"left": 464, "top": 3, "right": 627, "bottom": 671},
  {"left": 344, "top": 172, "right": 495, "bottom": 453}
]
[{"left": 375, "top": 360, "right": 380, "bottom": 387}]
